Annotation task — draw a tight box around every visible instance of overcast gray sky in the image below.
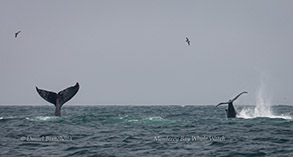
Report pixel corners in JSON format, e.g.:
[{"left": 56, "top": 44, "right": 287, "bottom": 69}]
[{"left": 0, "top": 0, "right": 292, "bottom": 105}]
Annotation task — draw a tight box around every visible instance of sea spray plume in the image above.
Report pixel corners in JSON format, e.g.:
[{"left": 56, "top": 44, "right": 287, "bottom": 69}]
[
  {"left": 216, "top": 91, "right": 248, "bottom": 118},
  {"left": 254, "top": 84, "right": 272, "bottom": 117},
  {"left": 237, "top": 81, "right": 286, "bottom": 119},
  {"left": 36, "top": 82, "right": 79, "bottom": 116}
]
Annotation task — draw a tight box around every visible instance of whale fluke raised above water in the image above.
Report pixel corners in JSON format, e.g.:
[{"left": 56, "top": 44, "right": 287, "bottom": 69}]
[
  {"left": 216, "top": 91, "right": 248, "bottom": 118},
  {"left": 36, "top": 82, "right": 79, "bottom": 116}
]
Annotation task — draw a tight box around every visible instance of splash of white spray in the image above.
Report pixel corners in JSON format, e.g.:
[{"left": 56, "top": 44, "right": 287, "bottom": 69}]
[
  {"left": 254, "top": 81, "right": 273, "bottom": 117},
  {"left": 238, "top": 81, "right": 291, "bottom": 120}
]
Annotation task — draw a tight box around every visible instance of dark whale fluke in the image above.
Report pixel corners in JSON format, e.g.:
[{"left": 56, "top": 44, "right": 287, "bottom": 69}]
[
  {"left": 36, "top": 82, "right": 79, "bottom": 116},
  {"left": 216, "top": 91, "right": 248, "bottom": 118}
]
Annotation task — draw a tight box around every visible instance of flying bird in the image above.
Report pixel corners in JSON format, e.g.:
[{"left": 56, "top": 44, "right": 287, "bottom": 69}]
[
  {"left": 15, "top": 31, "right": 21, "bottom": 38},
  {"left": 185, "top": 37, "right": 190, "bottom": 46}
]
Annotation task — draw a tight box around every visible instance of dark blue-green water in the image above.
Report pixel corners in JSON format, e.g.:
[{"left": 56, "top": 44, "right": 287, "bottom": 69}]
[{"left": 1, "top": 105, "right": 293, "bottom": 157}]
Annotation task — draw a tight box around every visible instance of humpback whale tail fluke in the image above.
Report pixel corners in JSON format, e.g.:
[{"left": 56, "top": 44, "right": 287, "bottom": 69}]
[
  {"left": 36, "top": 82, "right": 79, "bottom": 116},
  {"left": 231, "top": 91, "right": 248, "bottom": 102},
  {"left": 216, "top": 91, "right": 248, "bottom": 107},
  {"left": 216, "top": 101, "right": 230, "bottom": 107},
  {"left": 216, "top": 91, "right": 248, "bottom": 118}
]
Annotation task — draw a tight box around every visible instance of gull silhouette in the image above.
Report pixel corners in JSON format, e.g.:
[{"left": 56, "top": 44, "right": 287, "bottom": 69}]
[
  {"left": 186, "top": 37, "right": 190, "bottom": 46},
  {"left": 15, "top": 31, "right": 21, "bottom": 38}
]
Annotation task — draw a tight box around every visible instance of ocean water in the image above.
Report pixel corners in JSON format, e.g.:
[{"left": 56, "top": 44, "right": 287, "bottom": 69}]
[{"left": 0, "top": 104, "right": 293, "bottom": 157}]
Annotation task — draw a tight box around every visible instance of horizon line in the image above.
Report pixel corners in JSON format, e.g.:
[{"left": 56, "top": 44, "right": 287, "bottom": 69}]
[{"left": 0, "top": 104, "right": 289, "bottom": 106}]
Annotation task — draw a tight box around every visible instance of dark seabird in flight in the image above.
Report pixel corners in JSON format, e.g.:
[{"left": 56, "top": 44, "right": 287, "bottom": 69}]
[
  {"left": 186, "top": 37, "right": 190, "bottom": 46},
  {"left": 15, "top": 31, "right": 21, "bottom": 38},
  {"left": 216, "top": 91, "right": 248, "bottom": 118},
  {"left": 36, "top": 82, "right": 80, "bottom": 116}
]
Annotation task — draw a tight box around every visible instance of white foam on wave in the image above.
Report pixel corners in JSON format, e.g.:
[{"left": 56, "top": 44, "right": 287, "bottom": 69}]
[
  {"left": 238, "top": 81, "right": 292, "bottom": 120},
  {"left": 0, "top": 116, "right": 19, "bottom": 120},
  {"left": 238, "top": 108, "right": 292, "bottom": 120},
  {"left": 147, "top": 116, "right": 164, "bottom": 121},
  {"left": 127, "top": 119, "right": 139, "bottom": 122},
  {"left": 26, "top": 116, "right": 59, "bottom": 121},
  {"left": 119, "top": 115, "right": 129, "bottom": 119}
]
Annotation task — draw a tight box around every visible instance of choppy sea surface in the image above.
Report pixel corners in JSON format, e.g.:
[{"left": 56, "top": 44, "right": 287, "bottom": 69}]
[{"left": 0, "top": 105, "right": 293, "bottom": 157}]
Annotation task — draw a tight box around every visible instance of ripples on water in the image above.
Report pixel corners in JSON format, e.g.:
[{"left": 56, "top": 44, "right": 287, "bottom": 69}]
[{"left": 0, "top": 105, "right": 293, "bottom": 156}]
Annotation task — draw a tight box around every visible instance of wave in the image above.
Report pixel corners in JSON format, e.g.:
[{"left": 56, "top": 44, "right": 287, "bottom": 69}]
[
  {"left": 25, "top": 116, "right": 62, "bottom": 122},
  {"left": 113, "top": 115, "right": 173, "bottom": 125},
  {"left": 0, "top": 116, "right": 23, "bottom": 121},
  {"left": 145, "top": 116, "right": 165, "bottom": 121},
  {"left": 238, "top": 108, "right": 292, "bottom": 120}
]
